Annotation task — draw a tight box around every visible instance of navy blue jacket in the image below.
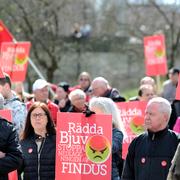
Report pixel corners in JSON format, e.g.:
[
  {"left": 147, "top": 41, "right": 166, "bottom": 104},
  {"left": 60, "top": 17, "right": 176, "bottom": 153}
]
[
  {"left": 0, "top": 118, "right": 22, "bottom": 180},
  {"left": 19, "top": 134, "right": 56, "bottom": 180},
  {"left": 112, "top": 128, "right": 123, "bottom": 180},
  {"left": 122, "top": 128, "right": 179, "bottom": 180}
]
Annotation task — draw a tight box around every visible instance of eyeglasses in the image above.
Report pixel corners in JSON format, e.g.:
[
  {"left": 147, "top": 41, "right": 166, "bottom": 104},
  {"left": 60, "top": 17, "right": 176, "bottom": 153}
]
[
  {"left": 31, "top": 113, "right": 47, "bottom": 119},
  {"left": 80, "top": 78, "right": 89, "bottom": 82}
]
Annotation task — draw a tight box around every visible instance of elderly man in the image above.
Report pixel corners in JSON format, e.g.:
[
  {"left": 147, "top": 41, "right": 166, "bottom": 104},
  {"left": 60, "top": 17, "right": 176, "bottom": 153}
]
[
  {"left": 122, "top": 97, "right": 179, "bottom": 180},
  {"left": 91, "top": 77, "right": 126, "bottom": 102},
  {"left": 26, "top": 79, "right": 59, "bottom": 124}
]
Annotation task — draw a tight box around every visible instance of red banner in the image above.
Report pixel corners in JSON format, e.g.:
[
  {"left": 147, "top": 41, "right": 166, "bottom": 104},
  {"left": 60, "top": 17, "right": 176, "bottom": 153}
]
[
  {"left": 0, "top": 42, "right": 31, "bottom": 82},
  {"left": 0, "top": 67, "right": 4, "bottom": 78},
  {"left": 0, "top": 20, "right": 13, "bottom": 48},
  {"left": 0, "top": 109, "right": 12, "bottom": 121},
  {"left": 175, "top": 74, "right": 180, "bottom": 100},
  {"left": 116, "top": 101, "right": 147, "bottom": 159},
  {"left": 144, "top": 34, "right": 167, "bottom": 76},
  {"left": 8, "top": 170, "right": 18, "bottom": 180},
  {"left": 0, "top": 42, "right": 15, "bottom": 75},
  {"left": 56, "top": 112, "right": 112, "bottom": 180}
]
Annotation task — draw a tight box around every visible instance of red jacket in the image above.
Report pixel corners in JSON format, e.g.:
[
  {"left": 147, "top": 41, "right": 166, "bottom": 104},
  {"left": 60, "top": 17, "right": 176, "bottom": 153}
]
[{"left": 26, "top": 99, "right": 59, "bottom": 125}]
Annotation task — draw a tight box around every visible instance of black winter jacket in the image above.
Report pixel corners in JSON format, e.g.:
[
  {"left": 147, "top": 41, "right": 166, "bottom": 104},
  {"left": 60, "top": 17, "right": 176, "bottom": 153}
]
[
  {"left": 103, "top": 88, "right": 126, "bottom": 102},
  {"left": 19, "top": 134, "right": 56, "bottom": 180},
  {"left": 122, "top": 128, "right": 179, "bottom": 180},
  {"left": 112, "top": 128, "right": 123, "bottom": 180},
  {"left": 0, "top": 118, "right": 22, "bottom": 180}
]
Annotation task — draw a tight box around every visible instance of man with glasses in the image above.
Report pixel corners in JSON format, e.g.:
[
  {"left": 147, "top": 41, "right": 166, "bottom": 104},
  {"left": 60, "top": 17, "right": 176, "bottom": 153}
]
[{"left": 70, "top": 72, "right": 91, "bottom": 102}]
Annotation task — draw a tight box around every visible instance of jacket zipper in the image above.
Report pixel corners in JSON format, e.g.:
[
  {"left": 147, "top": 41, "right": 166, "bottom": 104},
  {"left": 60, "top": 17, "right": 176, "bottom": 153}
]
[
  {"left": 38, "top": 138, "right": 46, "bottom": 180},
  {"left": 152, "top": 134, "right": 155, "bottom": 140}
]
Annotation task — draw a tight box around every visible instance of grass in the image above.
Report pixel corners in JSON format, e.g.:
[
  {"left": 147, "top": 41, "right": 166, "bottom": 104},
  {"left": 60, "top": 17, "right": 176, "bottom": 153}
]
[{"left": 122, "top": 88, "right": 138, "bottom": 101}]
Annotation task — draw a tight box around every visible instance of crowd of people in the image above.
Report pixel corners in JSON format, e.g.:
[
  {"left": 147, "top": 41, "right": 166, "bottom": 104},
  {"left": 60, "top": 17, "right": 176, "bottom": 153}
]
[{"left": 0, "top": 68, "right": 179, "bottom": 180}]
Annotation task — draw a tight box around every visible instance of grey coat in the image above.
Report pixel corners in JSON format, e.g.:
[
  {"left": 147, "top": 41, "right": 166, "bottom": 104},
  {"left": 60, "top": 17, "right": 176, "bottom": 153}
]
[{"left": 167, "top": 143, "right": 180, "bottom": 180}]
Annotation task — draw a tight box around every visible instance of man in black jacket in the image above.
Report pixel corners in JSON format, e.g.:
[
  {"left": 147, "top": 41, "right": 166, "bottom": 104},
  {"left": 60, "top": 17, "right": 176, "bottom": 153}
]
[
  {"left": 0, "top": 93, "right": 22, "bottom": 180},
  {"left": 122, "top": 97, "right": 179, "bottom": 180}
]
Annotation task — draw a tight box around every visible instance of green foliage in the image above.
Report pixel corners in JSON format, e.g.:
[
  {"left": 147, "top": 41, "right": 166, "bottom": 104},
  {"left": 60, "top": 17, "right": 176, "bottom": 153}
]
[{"left": 122, "top": 88, "right": 138, "bottom": 101}]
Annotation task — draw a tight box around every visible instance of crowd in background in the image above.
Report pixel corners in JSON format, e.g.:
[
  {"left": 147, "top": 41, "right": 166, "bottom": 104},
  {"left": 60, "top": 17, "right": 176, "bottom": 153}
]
[{"left": 0, "top": 67, "right": 179, "bottom": 180}]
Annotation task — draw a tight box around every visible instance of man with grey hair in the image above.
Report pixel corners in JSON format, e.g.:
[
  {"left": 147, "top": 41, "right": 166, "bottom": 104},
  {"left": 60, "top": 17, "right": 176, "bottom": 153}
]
[
  {"left": 122, "top": 97, "right": 179, "bottom": 180},
  {"left": 91, "top": 77, "right": 126, "bottom": 102}
]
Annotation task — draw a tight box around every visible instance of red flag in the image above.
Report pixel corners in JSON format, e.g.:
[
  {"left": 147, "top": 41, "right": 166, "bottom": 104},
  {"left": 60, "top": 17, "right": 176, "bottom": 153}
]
[
  {"left": 0, "top": 42, "right": 31, "bottom": 82},
  {"left": 0, "top": 109, "right": 12, "bottom": 122},
  {"left": 0, "top": 67, "right": 4, "bottom": 78},
  {"left": 0, "top": 42, "right": 15, "bottom": 75},
  {"left": 144, "top": 34, "right": 168, "bottom": 76},
  {"left": 0, "top": 20, "right": 13, "bottom": 47},
  {"left": 11, "top": 42, "right": 31, "bottom": 82}
]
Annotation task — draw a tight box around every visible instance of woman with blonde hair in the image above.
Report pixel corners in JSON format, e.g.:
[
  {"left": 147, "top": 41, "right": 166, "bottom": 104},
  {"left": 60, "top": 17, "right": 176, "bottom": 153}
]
[{"left": 89, "top": 97, "right": 125, "bottom": 180}]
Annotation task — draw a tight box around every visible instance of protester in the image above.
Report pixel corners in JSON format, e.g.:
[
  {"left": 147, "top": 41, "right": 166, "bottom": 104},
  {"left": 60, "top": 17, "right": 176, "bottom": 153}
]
[
  {"left": 0, "top": 73, "right": 27, "bottom": 134},
  {"left": 68, "top": 89, "right": 87, "bottom": 112},
  {"left": 160, "top": 68, "right": 180, "bottom": 130},
  {"left": 161, "top": 68, "right": 179, "bottom": 103},
  {"left": 129, "top": 76, "right": 156, "bottom": 101},
  {"left": 129, "top": 84, "right": 155, "bottom": 101},
  {"left": 18, "top": 102, "right": 56, "bottom": 180},
  {"left": 89, "top": 97, "right": 125, "bottom": 180},
  {"left": 91, "top": 77, "right": 126, "bottom": 102},
  {"left": 0, "top": 93, "right": 22, "bottom": 179},
  {"left": 70, "top": 72, "right": 92, "bottom": 102},
  {"left": 167, "top": 143, "right": 180, "bottom": 180},
  {"left": 54, "top": 82, "right": 71, "bottom": 112},
  {"left": 140, "top": 76, "right": 156, "bottom": 93},
  {"left": 26, "top": 79, "right": 59, "bottom": 125},
  {"left": 122, "top": 97, "right": 179, "bottom": 180}
]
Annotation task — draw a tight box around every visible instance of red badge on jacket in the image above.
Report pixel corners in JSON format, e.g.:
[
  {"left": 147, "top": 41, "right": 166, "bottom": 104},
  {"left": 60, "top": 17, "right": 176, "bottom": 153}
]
[{"left": 28, "top": 148, "right": 33, "bottom": 153}]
